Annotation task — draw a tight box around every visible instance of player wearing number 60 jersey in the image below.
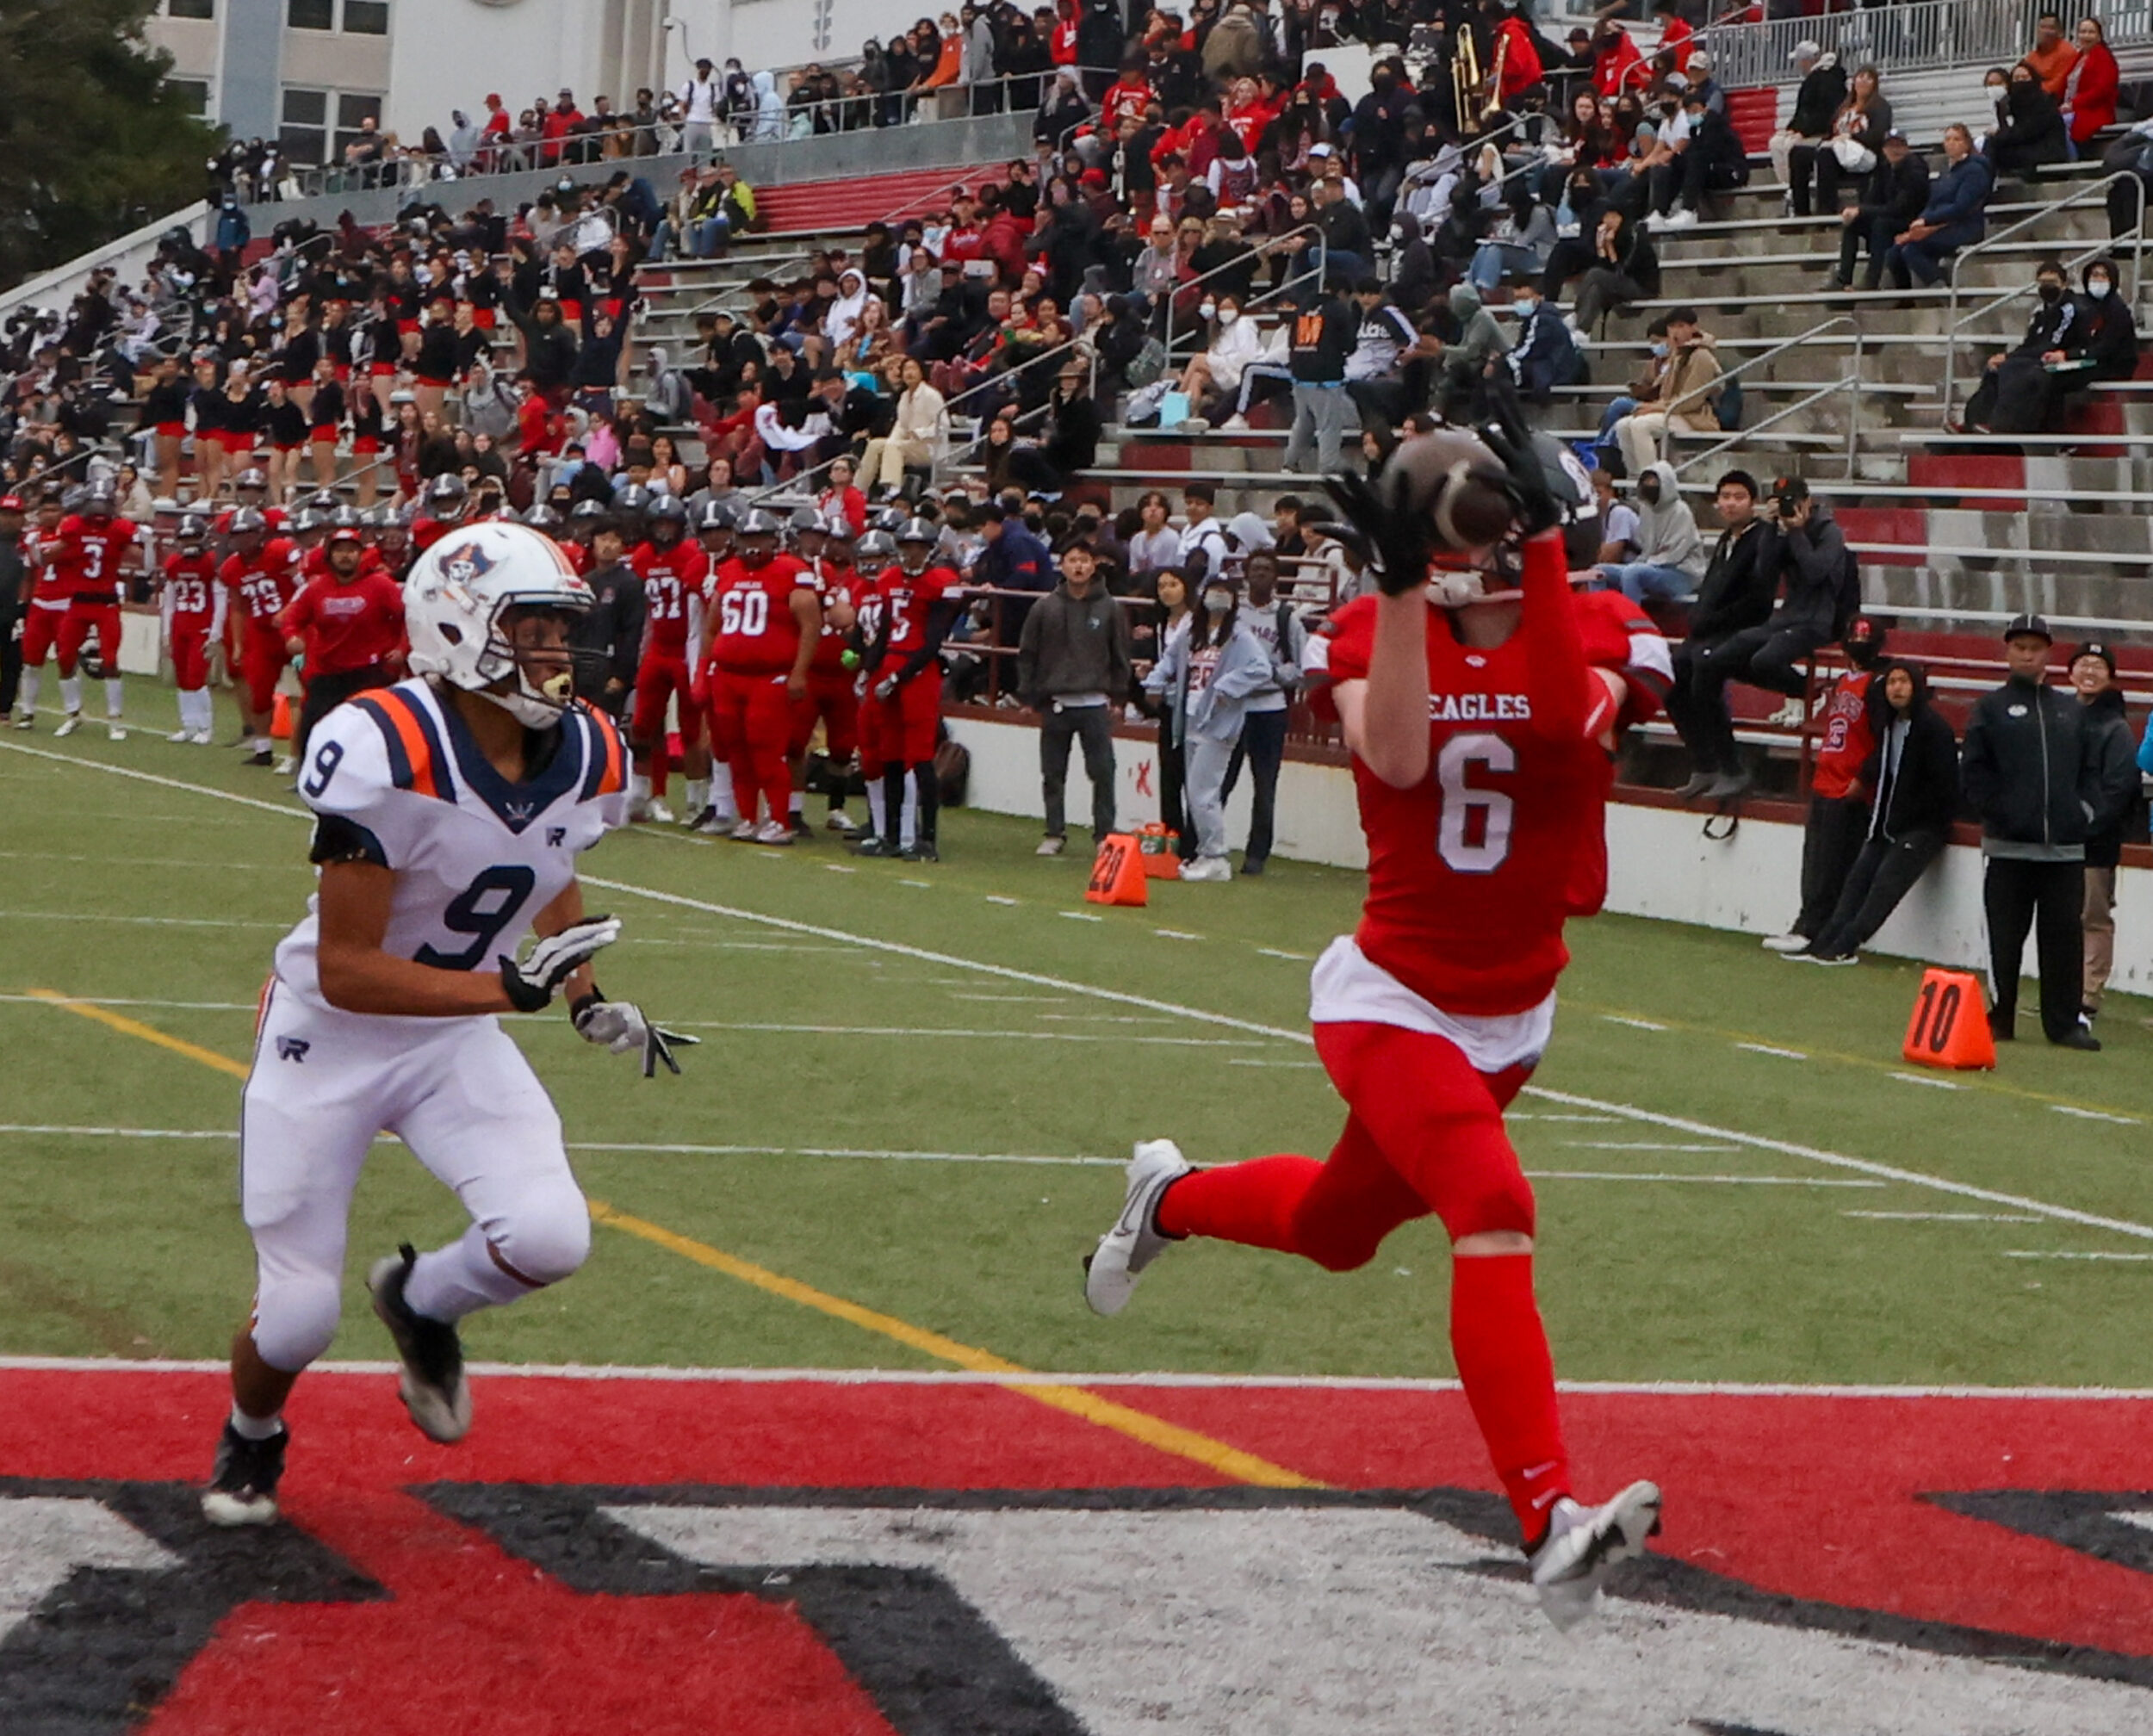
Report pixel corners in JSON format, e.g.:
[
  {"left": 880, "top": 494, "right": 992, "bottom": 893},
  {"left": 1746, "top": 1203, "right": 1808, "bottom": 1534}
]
[
  {"left": 202, "top": 520, "right": 694, "bottom": 1531},
  {"left": 1083, "top": 425, "right": 1674, "bottom": 1635}
]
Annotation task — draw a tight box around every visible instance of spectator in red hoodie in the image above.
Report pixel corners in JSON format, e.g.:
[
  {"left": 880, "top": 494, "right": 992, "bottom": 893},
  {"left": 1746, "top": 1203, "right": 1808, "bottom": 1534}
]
[
  {"left": 2063, "top": 16, "right": 2119, "bottom": 152},
  {"left": 542, "top": 90, "right": 583, "bottom": 165}
]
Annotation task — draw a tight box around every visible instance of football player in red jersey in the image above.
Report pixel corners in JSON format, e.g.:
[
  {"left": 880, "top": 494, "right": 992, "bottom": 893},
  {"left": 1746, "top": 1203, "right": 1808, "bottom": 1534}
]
[
  {"left": 13, "top": 490, "right": 68, "bottom": 728},
  {"left": 161, "top": 511, "right": 226, "bottom": 743},
  {"left": 787, "top": 507, "right": 863, "bottom": 835},
  {"left": 625, "top": 496, "right": 710, "bottom": 826},
  {"left": 411, "top": 473, "right": 472, "bottom": 553},
  {"left": 860, "top": 518, "right": 962, "bottom": 862},
  {"left": 34, "top": 483, "right": 149, "bottom": 740},
  {"left": 693, "top": 508, "right": 821, "bottom": 845},
  {"left": 1084, "top": 422, "right": 1674, "bottom": 1632},
  {"left": 219, "top": 509, "right": 305, "bottom": 766},
  {"left": 846, "top": 529, "right": 913, "bottom": 853}
]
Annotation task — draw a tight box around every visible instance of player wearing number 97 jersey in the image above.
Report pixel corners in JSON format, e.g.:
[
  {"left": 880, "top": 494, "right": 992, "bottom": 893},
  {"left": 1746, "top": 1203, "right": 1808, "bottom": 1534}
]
[
  {"left": 1082, "top": 426, "right": 1673, "bottom": 1636},
  {"left": 203, "top": 520, "right": 696, "bottom": 1532}
]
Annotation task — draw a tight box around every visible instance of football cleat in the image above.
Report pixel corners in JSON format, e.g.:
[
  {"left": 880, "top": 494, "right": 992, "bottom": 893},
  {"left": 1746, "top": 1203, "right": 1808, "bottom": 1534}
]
[
  {"left": 245, "top": 748, "right": 274, "bottom": 766},
  {"left": 642, "top": 798, "right": 674, "bottom": 825},
  {"left": 825, "top": 809, "right": 859, "bottom": 833},
  {"left": 168, "top": 727, "right": 193, "bottom": 743},
  {"left": 274, "top": 754, "right": 295, "bottom": 776},
  {"left": 851, "top": 834, "right": 895, "bottom": 856},
  {"left": 10, "top": 711, "right": 32, "bottom": 729},
  {"left": 53, "top": 713, "right": 82, "bottom": 738},
  {"left": 692, "top": 808, "right": 741, "bottom": 836},
  {"left": 1529, "top": 1480, "right": 1664, "bottom": 1632},
  {"left": 368, "top": 1245, "right": 472, "bottom": 1444},
  {"left": 791, "top": 812, "right": 814, "bottom": 838},
  {"left": 1084, "top": 1139, "right": 1191, "bottom": 1317},
  {"left": 753, "top": 819, "right": 796, "bottom": 846},
  {"left": 730, "top": 817, "right": 760, "bottom": 841},
  {"left": 900, "top": 840, "right": 940, "bottom": 863},
  {"left": 202, "top": 1420, "right": 288, "bottom": 1528}
]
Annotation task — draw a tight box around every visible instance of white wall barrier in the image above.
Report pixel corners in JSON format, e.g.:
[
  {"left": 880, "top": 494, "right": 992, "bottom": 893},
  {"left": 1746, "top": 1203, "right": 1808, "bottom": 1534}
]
[{"left": 943, "top": 713, "right": 2153, "bottom": 997}]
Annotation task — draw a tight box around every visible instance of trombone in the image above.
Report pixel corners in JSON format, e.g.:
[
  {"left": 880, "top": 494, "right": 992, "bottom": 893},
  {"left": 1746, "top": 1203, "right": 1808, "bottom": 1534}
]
[{"left": 1451, "top": 22, "right": 1506, "bottom": 127}]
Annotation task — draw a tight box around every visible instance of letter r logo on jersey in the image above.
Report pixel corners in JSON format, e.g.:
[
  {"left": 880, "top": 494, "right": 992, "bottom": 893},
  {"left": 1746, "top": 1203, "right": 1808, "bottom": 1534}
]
[
  {"left": 276, "top": 1037, "right": 311, "bottom": 1063},
  {"left": 547, "top": 827, "right": 567, "bottom": 846}
]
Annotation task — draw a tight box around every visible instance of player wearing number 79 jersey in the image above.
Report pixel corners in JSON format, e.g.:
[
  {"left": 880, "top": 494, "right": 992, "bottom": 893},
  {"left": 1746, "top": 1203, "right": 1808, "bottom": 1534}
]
[
  {"left": 202, "top": 521, "right": 695, "bottom": 1531},
  {"left": 1083, "top": 425, "right": 1674, "bottom": 1634}
]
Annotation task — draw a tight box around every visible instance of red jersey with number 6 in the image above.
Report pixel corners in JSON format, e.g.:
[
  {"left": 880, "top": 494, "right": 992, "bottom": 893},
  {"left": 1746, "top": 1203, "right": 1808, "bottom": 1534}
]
[
  {"left": 705, "top": 553, "right": 810, "bottom": 674},
  {"left": 1310, "top": 557, "right": 1669, "bottom": 1019}
]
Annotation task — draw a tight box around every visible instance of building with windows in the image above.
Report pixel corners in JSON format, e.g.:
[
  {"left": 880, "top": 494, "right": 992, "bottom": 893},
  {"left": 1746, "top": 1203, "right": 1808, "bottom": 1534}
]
[{"left": 142, "top": 0, "right": 872, "bottom": 168}]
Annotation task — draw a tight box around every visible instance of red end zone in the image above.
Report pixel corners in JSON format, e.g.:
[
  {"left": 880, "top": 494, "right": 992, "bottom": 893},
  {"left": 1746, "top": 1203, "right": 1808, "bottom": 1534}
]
[{"left": 3, "top": 1367, "right": 2150, "bottom": 1733}]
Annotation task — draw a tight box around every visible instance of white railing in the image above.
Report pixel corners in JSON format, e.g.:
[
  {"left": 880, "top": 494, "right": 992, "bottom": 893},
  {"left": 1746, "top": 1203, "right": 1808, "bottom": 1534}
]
[{"left": 1704, "top": 0, "right": 2153, "bottom": 91}]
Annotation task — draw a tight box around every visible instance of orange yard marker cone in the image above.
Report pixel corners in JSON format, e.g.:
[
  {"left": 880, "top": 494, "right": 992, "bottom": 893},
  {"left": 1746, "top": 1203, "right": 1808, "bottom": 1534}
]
[
  {"left": 1085, "top": 833, "right": 1150, "bottom": 907},
  {"left": 1902, "top": 968, "right": 1995, "bottom": 1070},
  {"left": 270, "top": 692, "right": 292, "bottom": 741}
]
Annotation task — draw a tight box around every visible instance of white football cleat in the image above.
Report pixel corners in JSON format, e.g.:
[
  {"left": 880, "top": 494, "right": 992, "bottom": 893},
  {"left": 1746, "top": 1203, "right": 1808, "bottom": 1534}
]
[
  {"left": 1529, "top": 1479, "right": 1663, "bottom": 1632},
  {"left": 273, "top": 754, "right": 295, "bottom": 776},
  {"left": 730, "top": 818, "right": 760, "bottom": 841},
  {"left": 1759, "top": 933, "right": 1809, "bottom": 953},
  {"left": 368, "top": 1247, "right": 472, "bottom": 1445},
  {"left": 753, "top": 818, "right": 795, "bottom": 846},
  {"left": 53, "top": 713, "right": 81, "bottom": 738},
  {"left": 10, "top": 711, "right": 32, "bottom": 730},
  {"left": 1084, "top": 1139, "right": 1191, "bottom": 1317},
  {"left": 693, "top": 809, "right": 741, "bottom": 835}
]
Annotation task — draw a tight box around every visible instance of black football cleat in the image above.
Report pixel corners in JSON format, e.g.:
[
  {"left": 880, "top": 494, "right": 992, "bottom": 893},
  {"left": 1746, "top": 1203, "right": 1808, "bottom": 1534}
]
[
  {"left": 202, "top": 1420, "right": 288, "bottom": 1528},
  {"left": 368, "top": 1243, "right": 472, "bottom": 1443},
  {"left": 901, "top": 840, "right": 940, "bottom": 863}
]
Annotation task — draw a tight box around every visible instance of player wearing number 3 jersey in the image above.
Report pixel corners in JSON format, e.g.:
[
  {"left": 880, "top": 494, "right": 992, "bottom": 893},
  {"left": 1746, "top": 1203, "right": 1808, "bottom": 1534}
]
[
  {"left": 202, "top": 521, "right": 695, "bottom": 1531},
  {"left": 1084, "top": 424, "right": 1675, "bottom": 1634}
]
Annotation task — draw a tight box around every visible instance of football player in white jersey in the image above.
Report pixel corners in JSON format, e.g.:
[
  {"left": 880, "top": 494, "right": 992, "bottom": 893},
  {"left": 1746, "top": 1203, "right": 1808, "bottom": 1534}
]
[{"left": 202, "top": 520, "right": 695, "bottom": 1528}]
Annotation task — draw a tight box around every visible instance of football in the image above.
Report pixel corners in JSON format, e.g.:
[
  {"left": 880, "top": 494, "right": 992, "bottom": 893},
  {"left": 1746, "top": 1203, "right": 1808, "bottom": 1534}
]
[{"left": 1381, "top": 429, "right": 1516, "bottom": 550}]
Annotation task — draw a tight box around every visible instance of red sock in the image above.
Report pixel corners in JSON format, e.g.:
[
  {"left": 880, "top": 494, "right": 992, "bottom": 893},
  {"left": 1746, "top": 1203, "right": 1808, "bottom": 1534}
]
[
  {"left": 1450, "top": 1252, "right": 1570, "bottom": 1549},
  {"left": 1152, "top": 1156, "right": 1323, "bottom": 1250}
]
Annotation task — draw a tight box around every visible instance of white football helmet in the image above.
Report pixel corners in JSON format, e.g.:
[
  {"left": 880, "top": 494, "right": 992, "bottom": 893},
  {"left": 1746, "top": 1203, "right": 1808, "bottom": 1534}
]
[{"left": 405, "top": 520, "right": 593, "bottom": 727}]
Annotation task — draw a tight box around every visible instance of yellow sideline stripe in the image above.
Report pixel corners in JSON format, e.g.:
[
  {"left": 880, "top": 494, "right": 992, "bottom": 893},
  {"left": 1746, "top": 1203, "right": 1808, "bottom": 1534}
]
[
  {"left": 28, "top": 989, "right": 251, "bottom": 1080},
  {"left": 588, "top": 1200, "right": 1322, "bottom": 1489},
  {"left": 25, "top": 987, "right": 1323, "bottom": 1490}
]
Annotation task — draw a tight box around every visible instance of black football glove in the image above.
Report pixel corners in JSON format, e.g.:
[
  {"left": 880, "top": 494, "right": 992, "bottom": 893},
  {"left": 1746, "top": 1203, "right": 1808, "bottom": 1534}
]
[
  {"left": 1477, "top": 407, "right": 1562, "bottom": 540},
  {"left": 499, "top": 916, "right": 622, "bottom": 1014},
  {"left": 1321, "top": 468, "right": 1434, "bottom": 598}
]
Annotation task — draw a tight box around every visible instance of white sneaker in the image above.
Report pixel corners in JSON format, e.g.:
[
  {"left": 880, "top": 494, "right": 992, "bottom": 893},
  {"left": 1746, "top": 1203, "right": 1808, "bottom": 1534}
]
[
  {"left": 1767, "top": 698, "right": 1809, "bottom": 728},
  {"left": 53, "top": 713, "right": 81, "bottom": 738},
  {"left": 1759, "top": 933, "right": 1810, "bottom": 953},
  {"left": 10, "top": 711, "right": 30, "bottom": 730},
  {"left": 1529, "top": 1480, "right": 1663, "bottom": 1632},
  {"left": 108, "top": 722, "right": 127, "bottom": 742},
  {"left": 1218, "top": 412, "right": 1250, "bottom": 432},
  {"left": 169, "top": 727, "right": 193, "bottom": 743},
  {"left": 643, "top": 798, "right": 675, "bottom": 825},
  {"left": 1084, "top": 1139, "right": 1192, "bottom": 1317},
  {"left": 1663, "top": 206, "right": 1699, "bottom": 229},
  {"left": 1036, "top": 834, "right": 1066, "bottom": 856},
  {"left": 695, "top": 809, "right": 742, "bottom": 836},
  {"left": 189, "top": 729, "right": 214, "bottom": 746},
  {"left": 1179, "top": 855, "right": 1232, "bottom": 882},
  {"left": 273, "top": 754, "right": 295, "bottom": 776},
  {"left": 731, "top": 818, "right": 760, "bottom": 841},
  {"left": 753, "top": 819, "right": 795, "bottom": 846}
]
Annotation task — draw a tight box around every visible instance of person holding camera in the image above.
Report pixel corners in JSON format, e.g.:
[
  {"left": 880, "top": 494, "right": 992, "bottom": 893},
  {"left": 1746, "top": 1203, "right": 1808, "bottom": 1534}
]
[
  {"left": 1960, "top": 615, "right": 2135, "bottom": 1049},
  {"left": 1666, "top": 475, "right": 1850, "bottom": 802}
]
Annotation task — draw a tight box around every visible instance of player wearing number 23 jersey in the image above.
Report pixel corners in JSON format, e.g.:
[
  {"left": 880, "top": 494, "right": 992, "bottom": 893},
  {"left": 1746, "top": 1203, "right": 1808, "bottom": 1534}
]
[
  {"left": 1082, "top": 428, "right": 1672, "bottom": 1636},
  {"left": 204, "top": 521, "right": 693, "bottom": 1533}
]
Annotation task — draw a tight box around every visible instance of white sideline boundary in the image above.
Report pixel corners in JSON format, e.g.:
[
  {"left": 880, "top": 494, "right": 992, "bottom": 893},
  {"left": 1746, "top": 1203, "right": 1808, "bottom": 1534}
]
[
  {"left": 0, "top": 1355, "right": 2149, "bottom": 1400},
  {"left": 9, "top": 741, "right": 2153, "bottom": 1246}
]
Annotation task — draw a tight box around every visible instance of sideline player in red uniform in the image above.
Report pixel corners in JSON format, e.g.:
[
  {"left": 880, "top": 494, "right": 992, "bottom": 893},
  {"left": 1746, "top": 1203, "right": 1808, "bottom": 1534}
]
[
  {"left": 626, "top": 496, "right": 710, "bottom": 826},
  {"left": 161, "top": 511, "right": 225, "bottom": 743},
  {"left": 220, "top": 508, "right": 305, "bottom": 766},
  {"left": 1084, "top": 422, "right": 1673, "bottom": 1631},
  {"left": 12, "top": 491, "right": 67, "bottom": 728},
  {"left": 846, "top": 529, "right": 913, "bottom": 854},
  {"left": 411, "top": 473, "right": 473, "bottom": 553},
  {"left": 280, "top": 512, "right": 407, "bottom": 766},
  {"left": 28, "top": 483, "right": 148, "bottom": 740},
  {"left": 859, "top": 518, "right": 960, "bottom": 862},
  {"left": 788, "top": 508, "right": 862, "bottom": 835},
  {"left": 693, "top": 507, "right": 820, "bottom": 845}
]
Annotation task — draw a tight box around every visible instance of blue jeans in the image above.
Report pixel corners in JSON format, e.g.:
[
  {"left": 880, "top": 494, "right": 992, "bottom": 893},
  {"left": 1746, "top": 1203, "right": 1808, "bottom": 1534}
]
[
  {"left": 689, "top": 215, "right": 731, "bottom": 257},
  {"left": 1598, "top": 561, "right": 1697, "bottom": 603},
  {"left": 1886, "top": 219, "right": 1981, "bottom": 287},
  {"left": 1467, "top": 241, "right": 1541, "bottom": 289}
]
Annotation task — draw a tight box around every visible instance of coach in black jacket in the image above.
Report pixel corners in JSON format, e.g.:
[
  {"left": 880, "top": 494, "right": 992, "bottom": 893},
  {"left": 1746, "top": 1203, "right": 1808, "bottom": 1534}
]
[
  {"left": 1802, "top": 660, "right": 1958, "bottom": 962},
  {"left": 1960, "top": 614, "right": 2132, "bottom": 1047},
  {"left": 1835, "top": 132, "right": 1928, "bottom": 293}
]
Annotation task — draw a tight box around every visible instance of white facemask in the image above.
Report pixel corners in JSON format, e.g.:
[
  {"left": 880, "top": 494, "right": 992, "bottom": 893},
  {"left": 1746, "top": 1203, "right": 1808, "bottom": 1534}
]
[
  {"left": 1219, "top": 309, "right": 1239, "bottom": 326},
  {"left": 1202, "top": 591, "right": 1232, "bottom": 614},
  {"left": 2089, "top": 278, "right": 2113, "bottom": 301},
  {"left": 1200, "top": 301, "right": 1218, "bottom": 319}
]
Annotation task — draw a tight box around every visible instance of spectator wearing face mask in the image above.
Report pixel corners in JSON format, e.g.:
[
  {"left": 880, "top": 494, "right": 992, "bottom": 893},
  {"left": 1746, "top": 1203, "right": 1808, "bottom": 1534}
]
[
  {"left": 1958, "top": 258, "right": 2079, "bottom": 435},
  {"left": 1764, "top": 616, "right": 1888, "bottom": 954},
  {"left": 2067, "top": 257, "right": 2139, "bottom": 383},
  {"left": 1591, "top": 462, "right": 1703, "bottom": 604},
  {"left": 1608, "top": 305, "right": 1720, "bottom": 477},
  {"left": 1796, "top": 659, "right": 1960, "bottom": 965},
  {"left": 1219, "top": 549, "right": 1307, "bottom": 876},
  {"left": 1504, "top": 282, "right": 1585, "bottom": 403},
  {"left": 1144, "top": 571, "right": 1273, "bottom": 883}
]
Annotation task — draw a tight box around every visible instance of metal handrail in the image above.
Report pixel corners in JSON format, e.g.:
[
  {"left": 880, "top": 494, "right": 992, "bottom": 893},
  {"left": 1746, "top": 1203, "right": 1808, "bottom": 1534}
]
[
  {"left": 1940, "top": 171, "right": 2149, "bottom": 406},
  {"left": 1703, "top": 0, "right": 2153, "bottom": 90},
  {"left": 1672, "top": 375, "right": 1866, "bottom": 480},
  {"left": 1161, "top": 223, "right": 1326, "bottom": 362}
]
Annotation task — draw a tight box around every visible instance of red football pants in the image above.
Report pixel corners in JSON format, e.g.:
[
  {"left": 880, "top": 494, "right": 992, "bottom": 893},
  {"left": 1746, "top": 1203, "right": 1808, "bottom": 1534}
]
[
  {"left": 709, "top": 668, "right": 793, "bottom": 825},
  {"left": 240, "top": 630, "right": 289, "bottom": 717},
  {"left": 791, "top": 667, "right": 859, "bottom": 760},
  {"left": 58, "top": 606, "right": 121, "bottom": 678},
  {"left": 872, "top": 666, "right": 941, "bottom": 764},
  {"left": 631, "top": 653, "right": 704, "bottom": 751},
  {"left": 1155, "top": 1019, "right": 1567, "bottom": 1541},
  {"left": 19, "top": 604, "right": 67, "bottom": 671},
  {"left": 853, "top": 677, "right": 888, "bottom": 777},
  {"left": 171, "top": 624, "right": 213, "bottom": 691}
]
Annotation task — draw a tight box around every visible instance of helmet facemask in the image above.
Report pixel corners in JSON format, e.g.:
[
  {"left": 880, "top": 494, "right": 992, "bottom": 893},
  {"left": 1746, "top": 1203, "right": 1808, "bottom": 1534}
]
[{"left": 466, "top": 600, "right": 586, "bottom": 727}]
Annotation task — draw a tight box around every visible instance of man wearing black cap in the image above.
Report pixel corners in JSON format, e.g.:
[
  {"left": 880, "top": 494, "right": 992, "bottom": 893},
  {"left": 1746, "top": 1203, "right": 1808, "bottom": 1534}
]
[
  {"left": 2069, "top": 640, "right": 2142, "bottom": 1030},
  {"left": 1960, "top": 615, "right": 2134, "bottom": 1048}
]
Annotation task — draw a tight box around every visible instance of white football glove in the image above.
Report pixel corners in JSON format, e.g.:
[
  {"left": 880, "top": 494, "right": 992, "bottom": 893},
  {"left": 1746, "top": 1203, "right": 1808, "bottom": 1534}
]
[
  {"left": 572, "top": 994, "right": 699, "bottom": 1077},
  {"left": 872, "top": 676, "right": 897, "bottom": 702},
  {"left": 498, "top": 916, "right": 622, "bottom": 1013}
]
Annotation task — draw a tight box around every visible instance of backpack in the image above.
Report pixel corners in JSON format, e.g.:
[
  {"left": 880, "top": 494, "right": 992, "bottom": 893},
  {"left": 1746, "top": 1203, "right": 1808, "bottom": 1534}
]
[
  {"left": 934, "top": 733, "right": 971, "bottom": 806},
  {"left": 1123, "top": 336, "right": 1168, "bottom": 390},
  {"left": 1716, "top": 373, "right": 1744, "bottom": 431}
]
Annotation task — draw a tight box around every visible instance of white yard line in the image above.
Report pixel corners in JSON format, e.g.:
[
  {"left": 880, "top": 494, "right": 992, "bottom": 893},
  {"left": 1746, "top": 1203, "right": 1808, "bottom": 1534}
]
[
  {"left": 1842, "top": 1211, "right": 2043, "bottom": 1224},
  {"left": 2002, "top": 1250, "right": 2153, "bottom": 1262},
  {"left": 1734, "top": 1042, "right": 1809, "bottom": 1061},
  {"left": 1599, "top": 1014, "right": 1666, "bottom": 1032},
  {"left": 13, "top": 741, "right": 2147, "bottom": 1245},
  {"left": 1528, "top": 1172, "right": 1885, "bottom": 1187},
  {"left": 0, "top": 995, "right": 256, "bottom": 1012},
  {"left": 0, "top": 1355, "right": 2148, "bottom": 1400},
  {"left": 1890, "top": 1071, "right": 1966, "bottom": 1090},
  {"left": 661, "top": 1021, "right": 1270, "bottom": 1048},
  {"left": 1560, "top": 1141, "right": 1737, "bottom": 1153},
  {"left": 2051, "top": 1105, "right": 2142, "bottom": 1125},
  {"left": 0, "top": 909, "right": 285, "bottom": 929}
]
